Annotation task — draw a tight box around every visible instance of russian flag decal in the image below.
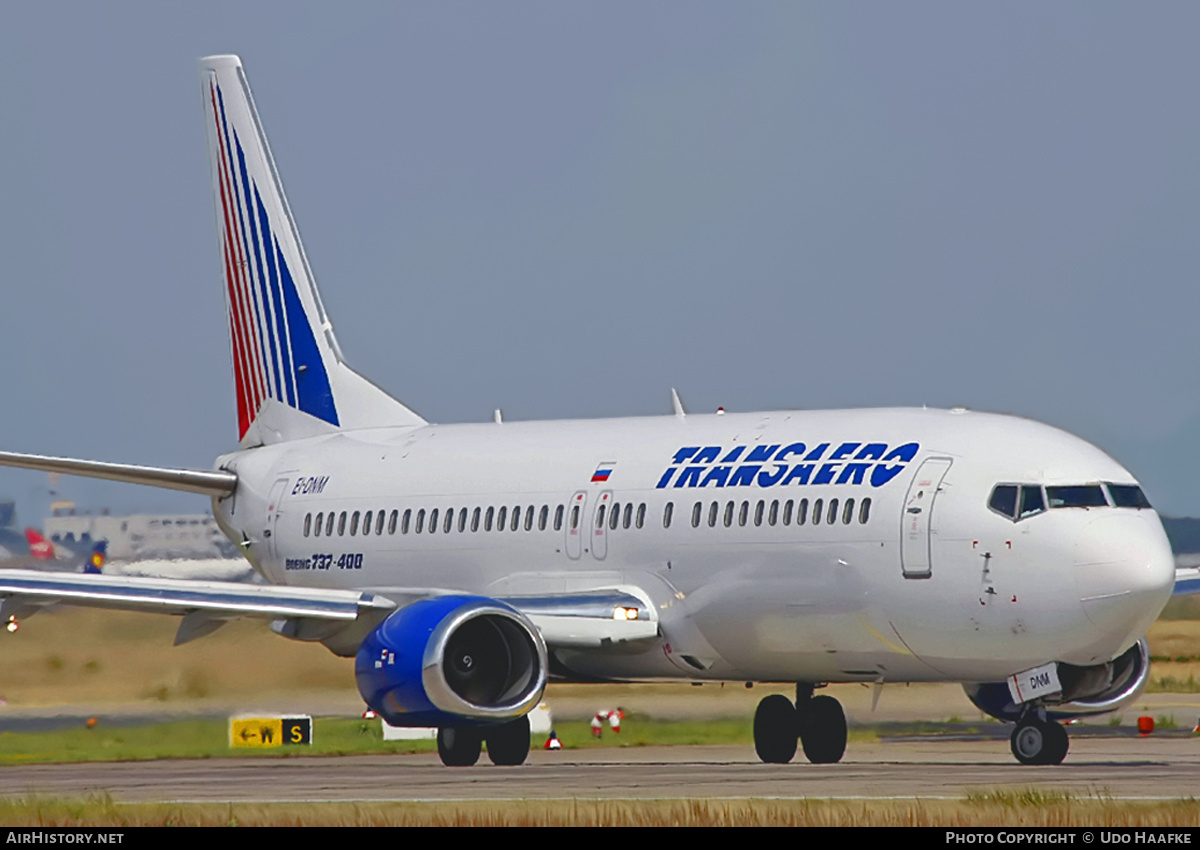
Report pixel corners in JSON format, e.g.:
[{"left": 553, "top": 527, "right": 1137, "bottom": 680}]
[{"left": 591, "top": 462, "right": 616, "bottom": 483}]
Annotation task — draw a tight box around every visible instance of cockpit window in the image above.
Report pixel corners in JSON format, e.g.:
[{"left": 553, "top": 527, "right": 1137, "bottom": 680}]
[
  {"left": 1018, "top": 485, "right": 1045, "bottom": 518},
  {"left": 989, "top": 485, "right": 1018, "bottom": 520},
  {"left": 1106, "top": 483, "right": 1152, "bottom": 509},
  {"left": 1046, "top": 485, "right": 1107, "bottom": 509}
]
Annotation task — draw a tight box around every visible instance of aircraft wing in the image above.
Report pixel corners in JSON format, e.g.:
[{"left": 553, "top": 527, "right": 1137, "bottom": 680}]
[
  {"left": 1174, "top": 566, "right": 1200, "bottom": 596},
  {"left": 0, "top": 570, "right": 657, "bottom": 650},
  {"left": 0, "top": 569, "right": 394, "bottom": 645}
]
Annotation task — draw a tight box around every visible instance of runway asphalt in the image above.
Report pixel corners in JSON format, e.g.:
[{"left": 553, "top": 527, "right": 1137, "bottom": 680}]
[{"left": 1, "top": 735, "right": 1197, "bottom": 802}]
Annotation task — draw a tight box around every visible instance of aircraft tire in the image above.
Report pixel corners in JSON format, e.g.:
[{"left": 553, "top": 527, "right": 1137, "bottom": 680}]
[
  {"left": 799, "top": 694, "right": 847, "bottom": 764},
  {"left": 753, "top": 694, "right": 798, "bottom": 764},
  {"left": 437, "top": 726, "right": 482, "bottom": 767},
  {"left": 1010, "top": 718, "right": 1067, "bottom": 765},
  {"left": 485, "top": 715, "right": 531, "bottom": 766}
]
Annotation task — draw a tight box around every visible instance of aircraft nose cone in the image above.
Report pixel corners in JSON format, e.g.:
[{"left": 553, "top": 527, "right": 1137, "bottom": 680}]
[{"left": 1075, "top": 514, "right": 1174, "bottom": 658}]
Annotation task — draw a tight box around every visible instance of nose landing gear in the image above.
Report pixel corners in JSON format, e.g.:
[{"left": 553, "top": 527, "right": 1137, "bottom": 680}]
[
  {"left": 1010, "top": 711, "right": 1069, "bottom": 765},
  {"left": 753, "top": 684, "right": 847, "bottom": 765}
]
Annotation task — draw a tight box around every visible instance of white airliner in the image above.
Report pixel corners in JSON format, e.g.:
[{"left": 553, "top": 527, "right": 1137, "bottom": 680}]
[{"left": 0, "top": 55, "right": 1182, "bottom": 768}]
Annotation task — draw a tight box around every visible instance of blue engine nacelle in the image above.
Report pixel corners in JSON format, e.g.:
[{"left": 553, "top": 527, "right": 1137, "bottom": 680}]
[
  {"left": 964, "top": 638, "right": 1150, "bottom": 722},
  {"left": 355, "top": 595, "right": 548, "bottom": 728}
]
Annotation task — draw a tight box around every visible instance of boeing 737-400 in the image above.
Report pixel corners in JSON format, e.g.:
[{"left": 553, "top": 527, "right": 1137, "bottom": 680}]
[{"left": 0, "top": 56, "right": 1182, "bottom": 767}]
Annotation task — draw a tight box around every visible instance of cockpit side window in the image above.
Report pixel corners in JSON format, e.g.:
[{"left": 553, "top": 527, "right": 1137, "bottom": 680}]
[
  {"left": 1046, "top": 485, "right": 1107, "bottom": 509},
  {"left": 989, "top": 485, "right": 1018, "bottom": 520},
  {"left": 1106, "top": 483, "right": 1152, "bottom": 509},
  {"left": 1018, "top": 485, "right": 1045, "bottom": 519}
]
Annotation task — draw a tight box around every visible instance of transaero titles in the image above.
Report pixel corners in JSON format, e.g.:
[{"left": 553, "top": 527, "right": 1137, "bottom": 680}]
[{"left": 655, "top": 442, "right": 920, "bottom": 490}]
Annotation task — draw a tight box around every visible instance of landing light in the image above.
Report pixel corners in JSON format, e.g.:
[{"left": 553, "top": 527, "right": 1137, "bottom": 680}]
[
  {"left": 612, "top": 607, "right": 639, "bottom": 621},
  {"left": 6, "top": 617, "right": 18, "bottom": 633}
]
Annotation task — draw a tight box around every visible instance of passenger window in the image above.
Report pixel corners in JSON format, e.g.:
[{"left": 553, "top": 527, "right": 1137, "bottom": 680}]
[
  {"left": 754, "top": 500, "right": 764, "bottom": 527},
  {"left": 842, "top": 498, "right": 854, "bottom": 525},
  {"left": 415, "top": 509, "right": 425, "bottom": 534},
  {"left": 724, "top": 501, "right": 734, "bottom": 528},
  {"left": 458, "top": 508, "right": 467, "bottom": 533},
  {"left": 388, "top": 510, "right": 398, "bottom": 535},
  {"left": 429, "top": 508, "right": 438, "bottom": 533},
  {"left": 350, "top": 511, "right": 361, "bottom": 536},
  {"left": 472, "top": 507, "right": 481, "bottom": 532},
  {"left": 692, "top": 502, "right": 702, "bottom": 528},
  {"left": 812, "top": 500, "right": 822, "bottom": 526},
  {"left": 326, "top": 513, "right": 335, "bottom": 537},
  {"left": 623, "top": 503, "right": 633, "bottom": 530},
  {"left": 827, "top": 499, "right": 838, "bottom": 525},
  {"left": 496, "top": 506, "right": 506, "bottom": 530},
  {"left": 525, "top": 506, "right": 534, "bottom": 532},
  {"left": 570, "top": 505, "right": 580, "bottom": 530},
  {"left": 377, "top": 511, "right": 386, "bottom": 535},
  {"left": 739, "top": 501, "right": 749, "bottom": 527},
  {"left": 539, "top": 505, "right": 549, "bottom": 531},
  {"left": 596, "top": 505, "right": 606, "bottom": 529},
  {"left": 637, "top": 503, "right": 646, "bottom": 529},
  {"left": 859, "top": 498, "right": 871, "bottom": 524},
  {"left": 609, "top": 502, "right": 620, "bottom": 531},
  {"left": 304, "top": 513, "right": 312, "bottom": 537},
  {"left": 989, "top": 485, "right": 1019, "bottom": 520},
  {"left": 708, "top": 501, "right": 718, "bottom": 527},
  {"left": 314, "top": 512, "right": 323, "bottom": 537},
  {"left": 401, "top": 509, "right": 411, "bottom": 534},
  {"left": 362, "top": 511, "right": 372, "bottom": 535},
  {"left": 338, "top": 511, "right": 348, "bottom": 536},
  {"left": 782, "top": 499, "right": 793, "bottom": 525},
  {"left": 554, "top": 505, "right": 564, "bottom": 531},
  {"left": 511, "top": 506, "right": 521, "bottom": 532},
  {"left": 662, "top": 501, "right": 673, "bottom": 529},
  {"left": 444, "top": 509, "right": 454, "bottom": 534},
  {"left": 768, "top": 500, "right": 779, "bottom": 526}
]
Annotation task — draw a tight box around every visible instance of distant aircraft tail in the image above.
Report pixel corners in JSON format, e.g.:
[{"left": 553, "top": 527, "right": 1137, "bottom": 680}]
[
  {"left": 199, "top": 55, "right": 425, "bottom": 448},
  {"left": 23, "top": 529, "right": 54, "bottom": 561}
]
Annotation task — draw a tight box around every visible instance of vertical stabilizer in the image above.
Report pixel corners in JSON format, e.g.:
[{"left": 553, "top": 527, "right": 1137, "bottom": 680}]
[{"left": 200, "top": 55, "right": 425, "bottom": 447}]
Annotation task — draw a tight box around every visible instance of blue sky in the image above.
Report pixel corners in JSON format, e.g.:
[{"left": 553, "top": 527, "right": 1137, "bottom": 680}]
[{"left": 0, "top": 3, "right": 1197, "bottom": 522}]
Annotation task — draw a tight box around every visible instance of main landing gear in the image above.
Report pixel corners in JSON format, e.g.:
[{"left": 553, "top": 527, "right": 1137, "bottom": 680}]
[
  {"left": 753, "top": 684, "right": 847, "bottom": 765},
  {"left": 1009, "top": 711, "right": 1069, "bottom": 765},
  {"left": 437, "top": 715, "right": 532, "bottom": 767}
]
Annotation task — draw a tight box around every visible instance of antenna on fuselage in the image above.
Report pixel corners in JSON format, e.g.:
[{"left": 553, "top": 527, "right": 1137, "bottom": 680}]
[
  {"left": 670, "top": 388, "right": 687, "bottom": 419},
  {"left": 493, "top": 409, "right": 503, "bottom": 424}
]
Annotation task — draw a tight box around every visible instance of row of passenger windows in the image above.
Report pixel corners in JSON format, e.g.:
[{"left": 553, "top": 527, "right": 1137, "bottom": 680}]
[
  {"left": 688, "top": 497, "right": 871, "bottom": 528},
  {"left": 988, "top": 482, "right": 1152, "bottom": 522},
  {"left": 301, "top": 495, "right": 874, "bottom": 538},
  {"left": 304, "top": 503, "right": 587, "bottom": 538}
]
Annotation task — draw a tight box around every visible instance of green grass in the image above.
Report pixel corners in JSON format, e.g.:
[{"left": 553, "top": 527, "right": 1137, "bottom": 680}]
[{"left": 0, "top": 713, "right": 883, "bottom": 765}]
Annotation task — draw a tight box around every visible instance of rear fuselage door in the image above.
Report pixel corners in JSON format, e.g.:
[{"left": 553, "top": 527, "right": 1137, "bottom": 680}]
[
  {"left": 900, "top": 458, "right": 953, "bottom": 579},
  {"left": 264, "top": 477, "right": 290, "bottom": 581}
]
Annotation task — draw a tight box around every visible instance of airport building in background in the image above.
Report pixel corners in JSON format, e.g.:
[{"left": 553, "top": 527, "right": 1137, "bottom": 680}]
[{"left": 44, "top": 501, "right": 238, "bottom": 561}]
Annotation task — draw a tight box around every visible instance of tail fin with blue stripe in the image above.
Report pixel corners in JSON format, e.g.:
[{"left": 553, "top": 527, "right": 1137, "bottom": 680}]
[{"left": 200, "top": 55, "right": 424, "bottom": 447}]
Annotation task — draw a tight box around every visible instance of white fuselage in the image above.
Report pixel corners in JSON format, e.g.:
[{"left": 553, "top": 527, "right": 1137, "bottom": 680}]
[{"left": 212, "top": 406, "right": 1175, "bottom": 686}]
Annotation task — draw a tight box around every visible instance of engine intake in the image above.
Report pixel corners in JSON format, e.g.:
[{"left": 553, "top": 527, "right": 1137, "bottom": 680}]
[
  {"left": 963, "top": 639, "right": 1150, "bottom": 722},
  {"left": 355, "top": 595, "right": 547, "bottom": 727}
]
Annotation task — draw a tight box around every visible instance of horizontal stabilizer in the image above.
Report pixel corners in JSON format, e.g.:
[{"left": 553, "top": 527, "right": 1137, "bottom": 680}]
[{"left": 0, "top": 450, "right": 237, "bottom": 497}]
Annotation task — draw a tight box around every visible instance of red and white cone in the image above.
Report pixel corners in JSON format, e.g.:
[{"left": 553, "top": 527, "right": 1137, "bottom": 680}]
[{"left": 544, "top": 730, "right": 562, "bottom": 750}]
